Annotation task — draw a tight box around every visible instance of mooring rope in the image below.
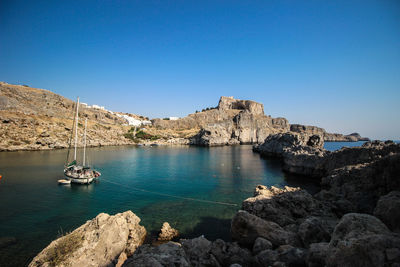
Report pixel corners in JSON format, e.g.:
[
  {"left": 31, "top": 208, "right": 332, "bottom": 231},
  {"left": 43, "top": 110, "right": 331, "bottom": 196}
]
[{"left": 100, "top": 178, "right": 239, "bottom": 207}]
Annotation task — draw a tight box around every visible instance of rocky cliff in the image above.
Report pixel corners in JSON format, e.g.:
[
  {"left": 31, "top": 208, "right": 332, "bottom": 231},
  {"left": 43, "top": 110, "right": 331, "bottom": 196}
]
[{"left": 189, "top": 96, "right": 290, "bottom": 146}]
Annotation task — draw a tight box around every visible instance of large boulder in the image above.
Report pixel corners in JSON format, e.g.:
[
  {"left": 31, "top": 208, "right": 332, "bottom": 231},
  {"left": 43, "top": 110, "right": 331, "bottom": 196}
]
[
  {"left": 326, "top": 213, "right": 400, "bottom": 267},
  {"left": 29, "top": 211, "right": 146, "bottom": 267},
  {"left": 210, "top": 239, "right": 256, "bottom": 266},
  {"left": 298, "top": 217, "right": 331, "bottom": 247},
  {"left": 306, "top": 242, "right": 329, "bottom": 267},
  {"left": 242, "top": 185, "right": 323, "bottom": 227},
  {"left": 122, "top": 242, "right": 189, "bottom": 267},
  {"left": 180, "top": 236, "right": 220, "bottom": 267},
  {"left": 374, "top": 191, "right": 400, "bottom": 233},
  {"left": 231, "top": 210, "right": 300, "bottom": 248}
]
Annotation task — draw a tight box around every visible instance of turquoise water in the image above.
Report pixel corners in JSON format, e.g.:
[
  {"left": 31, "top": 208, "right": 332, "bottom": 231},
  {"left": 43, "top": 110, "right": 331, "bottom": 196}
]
[{"left": 0, "top": 145, "right": 317, "bottom": 266}]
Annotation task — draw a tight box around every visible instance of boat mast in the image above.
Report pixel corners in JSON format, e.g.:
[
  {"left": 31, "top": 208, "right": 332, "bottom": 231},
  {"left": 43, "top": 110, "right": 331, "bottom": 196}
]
[
  {"left": 83, "top": 118, "right": 87, "bottom": 166},
  {"left": 74, "top": 97, "right": 80, "bottom": 161}
]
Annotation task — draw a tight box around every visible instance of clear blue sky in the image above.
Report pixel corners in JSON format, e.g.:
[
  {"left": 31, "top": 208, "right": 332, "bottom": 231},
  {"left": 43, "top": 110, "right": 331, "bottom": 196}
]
[{"left": 1, "top": 0, "right": 399, "bottom": 139}]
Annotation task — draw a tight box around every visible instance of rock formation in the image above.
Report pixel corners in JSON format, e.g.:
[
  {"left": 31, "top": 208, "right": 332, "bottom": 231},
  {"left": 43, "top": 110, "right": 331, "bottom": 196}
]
[
  {"left": 1, "top": 81, "right": 369, "bottom": 150},
  {"left": 189, "top": 96, "right": 290, "bottom": 146},
  {"left": 158, "top": 222, "right": 179, "bottom": 241},
  {"left": 29, "top": 211, "right": 146, "bottom": 267},
  {"left": 254, "top": 133, "right": 400, "bottom": 178},
  {"left": 290, "top": 124, "right": 370, "bottom": 142}
]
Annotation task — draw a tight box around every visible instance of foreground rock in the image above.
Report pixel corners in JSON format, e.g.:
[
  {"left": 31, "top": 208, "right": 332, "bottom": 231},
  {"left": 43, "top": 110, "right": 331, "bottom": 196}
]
[
  {"left": 374, "top": 191, "right": 400, "bottom": 233},
  {"left": 230, "top": 184, "right": 400, "bottom": 266},
  {"left": 326, "top": 213, "right": 400, "bottom": 267},
  {"left": 231, "top": 210, "right": 300, "bottom": 247},
  {"left": 123, "top": 236, "right": 256, "bottom": 267},
  {"left": 29, "top": 211, "right": 146, "bottom": 267}
]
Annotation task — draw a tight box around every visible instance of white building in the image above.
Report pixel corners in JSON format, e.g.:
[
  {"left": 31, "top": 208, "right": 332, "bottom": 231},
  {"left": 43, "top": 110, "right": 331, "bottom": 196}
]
[
  {"left": 91, "top": 104, "right": 105, "bottom": 110},
  {"left": 169, "top": 117, "right": 179, "bottom": 121},
  {"left": 116, "top": 114, "right": 151, "bottom": 126}
]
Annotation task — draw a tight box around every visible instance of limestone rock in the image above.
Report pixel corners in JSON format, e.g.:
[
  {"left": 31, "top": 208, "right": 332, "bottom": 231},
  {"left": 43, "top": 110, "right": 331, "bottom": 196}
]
[
  {"left": 122, "top": 242, "right": 189, "bottom": 267},
  {"left": 290, "top": 124, "right": 369, "bottom": 142},
  {"left": 242, "top": 186, "right": 322, "bottom": 227},
  {"left": 231, "top": 210, "right": 300, "bottom": 248},
  {"left": 374, "top": 191, "right": 400, "bottom": 233},
  {"left": 181, "top": 236, "right": 220, "bottom": 267},
  {"left": 124, "top": 237, "right": 254, "bottom": 267},
  {"left": 210, "top": 239, "right": 255, "bottom": 267},
  {"left": 276, "top": 245, "right": 307, "bottom": 266},
  {"left": 306, "top": 242, "right": 329, "bottom": 267},
  {"left": 158, "top": 222, "right": 179, "bottom": 241},
  {"left": 29, "top": 211, "right": 146, "bottom": 267},
  {"left": 189, "top": 96, "right": 289, "bottom": 146},
  {"left": 256, "top": 249, "right": 279, "bottom": 266},
  {"left": 298, "top": 217, "right": 331, "bottom": 247},
  {"left": 218, "top": 96, "right": 264, "bottom": 115},
  {"left": 326, "top": 213, "right": 400, "bottom": 267},
  {"left": 322, "top": 152, "right": 400, "bottom": 213},
  {"left": 253, "top": 237, "right": 273, "bottom": 255}
]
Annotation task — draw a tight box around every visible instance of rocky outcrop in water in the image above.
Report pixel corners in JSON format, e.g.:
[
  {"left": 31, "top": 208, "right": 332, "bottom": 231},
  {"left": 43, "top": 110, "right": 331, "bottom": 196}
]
[
  {"left": 290, "top": 124, "right": 370, "bottom": 142},
  {"left": 29, "top": 211, "right": 146, "bottom": 267},
  {"left": 158, "top": 222, "right": 179, "bottom": 241},
  {"left": 254, "top": 134, "right": 400, "bottom": 178}
]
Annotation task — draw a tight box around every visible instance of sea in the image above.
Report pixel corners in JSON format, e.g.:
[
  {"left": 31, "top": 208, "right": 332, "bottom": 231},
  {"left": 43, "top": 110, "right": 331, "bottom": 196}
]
[{"left": 0, "top": 141, "right": 383, "bottom": 266}]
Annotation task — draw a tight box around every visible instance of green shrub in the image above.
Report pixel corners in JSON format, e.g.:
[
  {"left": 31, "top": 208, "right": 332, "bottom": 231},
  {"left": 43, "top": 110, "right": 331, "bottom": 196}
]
[{"left": 124, "top": 130, "right": 159, "bottom": 141}]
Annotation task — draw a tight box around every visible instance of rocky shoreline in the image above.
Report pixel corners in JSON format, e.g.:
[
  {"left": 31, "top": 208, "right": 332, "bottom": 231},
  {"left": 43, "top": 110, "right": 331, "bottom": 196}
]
[{"left": 29, "top": 140, "right": 400, "bottom": 266}]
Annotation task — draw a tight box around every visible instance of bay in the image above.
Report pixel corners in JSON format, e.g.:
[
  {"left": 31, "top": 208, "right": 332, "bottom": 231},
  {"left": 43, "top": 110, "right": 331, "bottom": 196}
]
[{"left": 0, "top": 145, "right": 316, "bottom": 266}]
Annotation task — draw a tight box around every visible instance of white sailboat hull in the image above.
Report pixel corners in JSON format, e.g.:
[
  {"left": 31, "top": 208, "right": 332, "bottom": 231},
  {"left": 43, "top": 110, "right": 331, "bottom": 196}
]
[{"left": 69, "top": 177, "right": 94, "bottom": 184}]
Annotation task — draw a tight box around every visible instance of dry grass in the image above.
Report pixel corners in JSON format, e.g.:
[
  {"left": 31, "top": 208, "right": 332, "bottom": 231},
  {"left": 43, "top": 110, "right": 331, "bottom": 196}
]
[{"left": 45, "top": 231, "right": 83, "bottom": 266}]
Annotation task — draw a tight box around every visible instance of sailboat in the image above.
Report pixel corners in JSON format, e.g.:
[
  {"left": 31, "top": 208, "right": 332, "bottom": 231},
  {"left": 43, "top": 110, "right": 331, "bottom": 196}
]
[{"left": 63, "top": 97, "right": 101, "bottom": 184}]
